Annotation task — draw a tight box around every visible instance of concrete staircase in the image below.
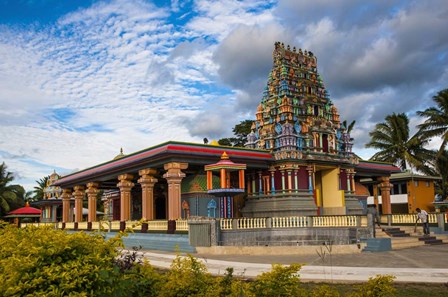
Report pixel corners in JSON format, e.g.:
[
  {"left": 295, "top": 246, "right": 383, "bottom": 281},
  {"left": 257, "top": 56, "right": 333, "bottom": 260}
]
[{"left": 374, "top": 226, "right": 447, "bottom": 249}]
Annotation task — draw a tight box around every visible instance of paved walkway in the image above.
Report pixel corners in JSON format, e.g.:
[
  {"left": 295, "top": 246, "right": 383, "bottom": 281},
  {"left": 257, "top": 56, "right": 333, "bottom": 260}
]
[{"left": 138, "top": 245, "right": 448, "bottom": 283}]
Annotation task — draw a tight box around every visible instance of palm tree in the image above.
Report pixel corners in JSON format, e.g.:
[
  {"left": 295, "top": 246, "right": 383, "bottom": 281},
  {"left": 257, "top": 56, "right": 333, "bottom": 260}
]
[
  {"left": 32, "top": 176, "right": 49, "bottom": 201},
  {"left": 417, "top": 89, "right": 448, "bottom": 155},
  {"left": 342, "top": 120, "right": 356, "bottom": 142},
  {"left": 365, "top": 113, "right": 434, "bottom": 171},
  {"left": 420, "top": 149, "right": 448, "bottom": 200},
  {"left": 0, "top": 162, "right": 25, "bottom": 216}
]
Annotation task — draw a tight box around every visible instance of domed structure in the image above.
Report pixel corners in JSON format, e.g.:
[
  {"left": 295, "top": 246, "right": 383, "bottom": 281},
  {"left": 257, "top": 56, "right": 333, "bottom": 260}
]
[{"left": 113, "top": 148, "right": 125, "bottom": 160}]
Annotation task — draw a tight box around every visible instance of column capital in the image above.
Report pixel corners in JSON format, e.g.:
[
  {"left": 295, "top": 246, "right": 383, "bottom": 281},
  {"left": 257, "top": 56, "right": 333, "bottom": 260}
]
[
  {"left": 60, "top": 188, "right": 72, "bottom": 200},
  {"left": 139, "top": 168, "right": 157, "bottom": 176},
  {"left": 118, "top": 173, "right": 134, "bottom": 181},
  {"left": 138, "top": 168, "right": 158, "bottom": 187},
  {"left": 117, "top": 174, "right": 134, "bottom": 190},
  {"left": 86, "top": 182, "right": 100, "bottom": 195},
  {"left": 73, "top": 186, "right": 85, "bottom": 196},
  {"left": 163, "top": 162, "right": 188, "bottom": 171}
]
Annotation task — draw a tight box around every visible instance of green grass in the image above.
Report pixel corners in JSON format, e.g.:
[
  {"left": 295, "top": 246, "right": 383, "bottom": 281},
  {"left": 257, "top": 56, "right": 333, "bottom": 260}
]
[{"left": 301, "top": 282, "right": 448, "bottom": 296}]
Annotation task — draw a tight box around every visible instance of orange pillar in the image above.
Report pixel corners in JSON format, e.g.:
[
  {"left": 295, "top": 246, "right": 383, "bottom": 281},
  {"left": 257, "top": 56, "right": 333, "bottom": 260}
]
[
  {"left": 163, "top": 162, "right": 188, "bottom": 220},
  {"left": 220, "top": 168, "right": 226, "bottom": 188},
  {"left": 238, "top": 169, "right": 245, "bottom": 189},
  {"left": 378, "top": 176, "right": 392, "bottom": 214},
  {"left": 138, "top": 168, "right": 158, "bottom": 220},
  {"left": 61, "top": 188, "right": 72, "bottom": 223},
  {"left": 73, "top": 185, "right": 85, "bottom": 223},
  {"left": 86, "top": 182, "right": 99, "bottom": 223},
  {"left": 206, "top": 171, "right": 213, "bottom": 190},
  {"left": 117, "top": 174, "right": 134, "bottom": 222}
]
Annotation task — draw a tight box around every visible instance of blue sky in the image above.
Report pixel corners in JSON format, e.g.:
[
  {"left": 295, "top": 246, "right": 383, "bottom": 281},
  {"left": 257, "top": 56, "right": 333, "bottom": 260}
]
[{"left": 0, "top": 0, "right": 447, "bottom": 191}]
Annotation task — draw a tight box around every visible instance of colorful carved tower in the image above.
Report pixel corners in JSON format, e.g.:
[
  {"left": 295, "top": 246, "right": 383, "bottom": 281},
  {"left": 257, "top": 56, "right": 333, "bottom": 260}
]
[
  {"left": 243, "top": 42, "right": 361, "bottom": 217},
  {"left": 246, "top": 42, "right": 353, "bottom": 160}
]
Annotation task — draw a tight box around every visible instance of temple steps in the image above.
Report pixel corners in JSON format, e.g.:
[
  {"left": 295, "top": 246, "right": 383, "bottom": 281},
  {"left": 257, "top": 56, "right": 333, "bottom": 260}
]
[{"left": 376, "top": 226, "right": 448, "bottom": 249}]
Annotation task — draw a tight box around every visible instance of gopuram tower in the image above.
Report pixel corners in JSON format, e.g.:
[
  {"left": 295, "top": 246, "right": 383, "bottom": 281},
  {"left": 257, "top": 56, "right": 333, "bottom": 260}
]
[{"left": 243, "top": 42, "right": 361, "bottom": 217}]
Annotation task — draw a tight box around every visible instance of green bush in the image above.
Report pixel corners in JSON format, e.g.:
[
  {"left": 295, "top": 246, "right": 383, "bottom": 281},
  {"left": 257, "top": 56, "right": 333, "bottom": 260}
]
[
  {"left": 0, "top": 223, "right": 400, "bottom": 297},
  {"left": 250, "top": 263, "right": 306, "bottom": 297},
  {"left": 349, "top": 275, "right": 396, "bottom": 297},
  {"left": 0, "top": 225, "right": 125, "bottom": 296}
]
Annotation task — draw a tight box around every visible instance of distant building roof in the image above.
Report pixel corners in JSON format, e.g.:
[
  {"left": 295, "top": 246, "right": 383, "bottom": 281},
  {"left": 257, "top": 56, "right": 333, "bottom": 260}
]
[{"left": 4, "top": 203, "right": 41, "bottom": 218}]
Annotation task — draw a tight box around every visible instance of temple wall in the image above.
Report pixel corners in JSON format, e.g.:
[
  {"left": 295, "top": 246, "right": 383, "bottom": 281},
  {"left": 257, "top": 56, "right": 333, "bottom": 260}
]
[
  {"left": 219, "top": 227, "right": 361, "bottom": 246},
  {"left": 321, "top": 168, "right": 346, "bottom": 215},
  {"left": 241, "top": 192, "right": 317, "bottom": 217}
]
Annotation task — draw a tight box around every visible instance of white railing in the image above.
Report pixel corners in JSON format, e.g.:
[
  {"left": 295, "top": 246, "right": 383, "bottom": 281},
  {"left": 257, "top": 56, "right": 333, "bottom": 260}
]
[
  {"left": 313, "top": 216, "right": 358, "bottom": 227},
  {"left": 237, "top": 217, "right": 266, "bottom": 229},
  {"left": 390, "top": 213, "right": 438, "bottom": 224},
  {"left": 272, "top": 216, "right": 308, "bottom": 228},
  {"left": 220, "top": 219, "right": 233, "bottom": 230},
  {"left": 146, "top": 220, "right": 168, "bottom": 231},
  {"left": 176, "top": 219, "right": 189, "bottom": 231}
]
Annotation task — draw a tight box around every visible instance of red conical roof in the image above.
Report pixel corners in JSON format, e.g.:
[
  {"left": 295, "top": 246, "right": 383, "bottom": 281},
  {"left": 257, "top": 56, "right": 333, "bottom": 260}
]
[{"left": 7, "top": 202, "right": 41, "bottom": 215}]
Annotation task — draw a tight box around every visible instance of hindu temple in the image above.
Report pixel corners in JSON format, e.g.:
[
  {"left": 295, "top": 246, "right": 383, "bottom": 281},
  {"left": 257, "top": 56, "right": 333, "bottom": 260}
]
[{"left": 52, "top": 42, "right": 400, "bottom": 230}]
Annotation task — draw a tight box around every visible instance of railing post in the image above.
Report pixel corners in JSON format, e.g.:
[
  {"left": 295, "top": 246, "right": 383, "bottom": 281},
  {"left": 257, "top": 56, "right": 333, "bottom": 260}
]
[
  {"left": 356, "top": 215, "right": 362, "bottom": 227},
  {"left": 307, "top": 216, "right": 313, "bottom": 227},
  {"left": 266, "top": 217, "right": 272, "bottom": 228},
  {"left": 387, "top": 214, "right": 392, "bottom": 226},
  {"left": 232, "top": 218, "right": 238, "bottom": 230},
  {"left": 437, "top": 213, "right": 447, "bottom": 231}
]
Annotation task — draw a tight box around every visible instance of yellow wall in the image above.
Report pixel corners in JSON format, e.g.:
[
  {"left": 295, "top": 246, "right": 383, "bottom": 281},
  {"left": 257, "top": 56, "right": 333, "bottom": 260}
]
[
  {"left": 315, "top": 171, "right": 322, "bottom": 207},
  {"left": 321, "top": 168, "right": 344, "bottom": 208},
  {"left": 407, "top": 179, "right": 436, "bottom": 212}
]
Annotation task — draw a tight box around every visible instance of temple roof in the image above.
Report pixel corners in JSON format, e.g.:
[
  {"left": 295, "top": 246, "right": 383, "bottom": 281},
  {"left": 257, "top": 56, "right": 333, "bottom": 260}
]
[
  {"left": 204, "top": 152, "right": 247, "bottom": 171},
  {"left": 4, "top": 203, "right": 41, "bottom": 217},
  {"left": 53, "top": 141, "right": 271, "bottom": 188}
]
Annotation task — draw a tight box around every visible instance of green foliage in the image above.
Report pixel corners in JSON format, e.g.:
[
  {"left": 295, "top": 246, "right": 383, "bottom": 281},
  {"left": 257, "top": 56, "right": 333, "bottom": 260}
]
[
  {"left": 0, "top": 162, "right": 25, "bottom": 216},
  {"left": 309, "top": 284, "right": 341, "bottom": 297},
  {"left": 0, "top": 224, "right": 403, "bottom": 297},
  {"left": 219, "top": 120, "right": 254, "bottom": 147},
  {"left": 0, "top": 225, "right": 124, "bottom": 296},
  {"left": 365, "top": 113, "right": 433, "bottom": 171},
  {"left": 250, "top": 263, "right": 306, "bottom": 297},
  {"left": 159, "top": 254, "right": 216, "bottom": 297},
  {"left": 349, "top": 275, "right": 396, "bottom": 297},
  {"left": 417, "top": 88, "right": 448, "bottom": 155},
  {"left": 31, "top": 175, "right": 50, "bottom": 202}
]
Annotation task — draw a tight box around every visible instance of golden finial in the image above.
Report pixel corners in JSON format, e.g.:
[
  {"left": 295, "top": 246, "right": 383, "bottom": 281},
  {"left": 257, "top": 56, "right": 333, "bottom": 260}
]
[{"left": 221, "top": 152, "right": 229, "bottom": 160}]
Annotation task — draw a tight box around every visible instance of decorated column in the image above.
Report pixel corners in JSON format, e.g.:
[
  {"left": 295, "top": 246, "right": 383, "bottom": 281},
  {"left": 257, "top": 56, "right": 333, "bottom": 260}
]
[
  {"left": 73, "top": 185, "right": 85, "bottom": 226},
  {"left": 61, "top": 188, "right": 72, "bottom": 227},
  {"left": 86, "top": 182, "right": 99, "bottom": 229},
  {"left": 378, "top": 176, "right": 392, "bottom": 214},
  {"left": 138, "top": 168, "right": 158, "bottom": 221},
  {"left": 117, "top": 174, "right": 134, "bottom": 229},
  {"left": 269, "top": 167, "right": 276, "bottom": 195},
  {"left": 163, "top": 162, "right": 188, "bottom": 220}
]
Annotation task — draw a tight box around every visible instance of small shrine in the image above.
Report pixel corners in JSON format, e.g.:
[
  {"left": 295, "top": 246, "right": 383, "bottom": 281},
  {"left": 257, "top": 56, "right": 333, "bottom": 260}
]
[
  {"left": 204, "top": 152, "right": 247, "bottom": 218},
  {"left": 33, "top": 170, "right": 66, "bottom": 223},
  {"left": 4, "top": 202, "right": 41, "bottom": 227}
]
